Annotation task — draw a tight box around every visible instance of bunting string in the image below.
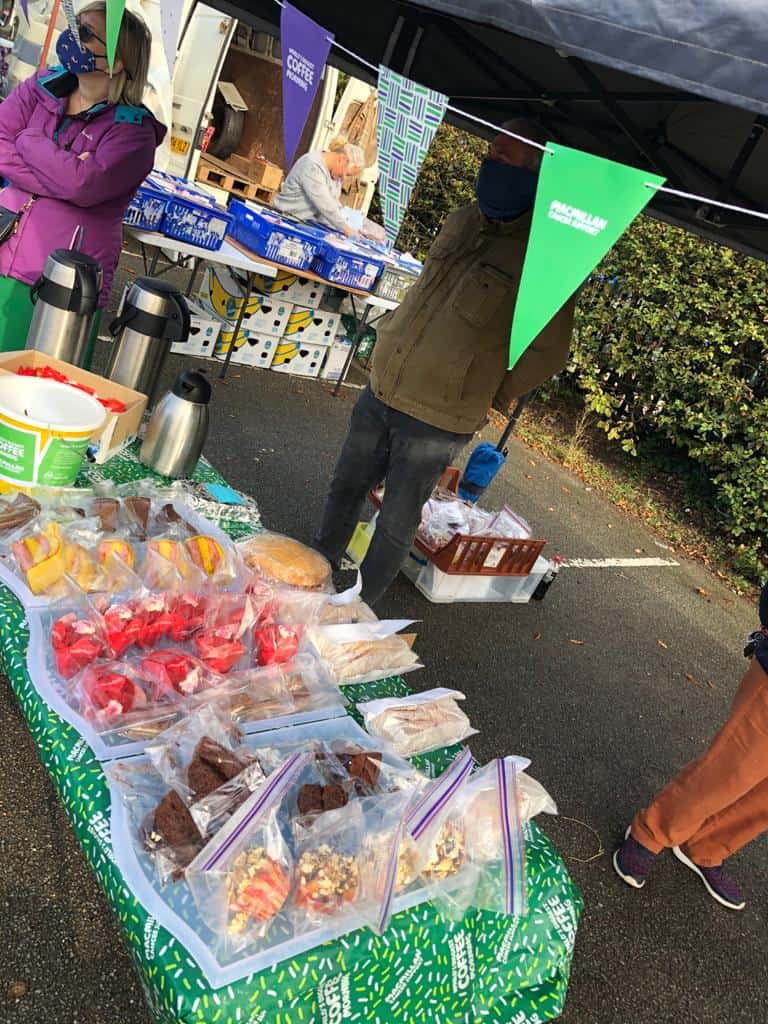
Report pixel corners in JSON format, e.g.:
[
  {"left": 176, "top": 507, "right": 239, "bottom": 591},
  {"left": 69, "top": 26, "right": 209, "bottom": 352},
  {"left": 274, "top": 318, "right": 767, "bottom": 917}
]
[{"left": 270, "top": 0, "right": 768, "bottom": 222}]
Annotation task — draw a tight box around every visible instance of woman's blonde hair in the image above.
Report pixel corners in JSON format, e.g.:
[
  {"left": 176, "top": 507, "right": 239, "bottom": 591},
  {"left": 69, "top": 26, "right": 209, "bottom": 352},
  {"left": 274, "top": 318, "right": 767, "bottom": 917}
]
[
  {"left": 78, "top": 1, "right": 152, "bottom": 106},
  {"left": 327, "top": 135, "right": 366, "bottom": 170}
]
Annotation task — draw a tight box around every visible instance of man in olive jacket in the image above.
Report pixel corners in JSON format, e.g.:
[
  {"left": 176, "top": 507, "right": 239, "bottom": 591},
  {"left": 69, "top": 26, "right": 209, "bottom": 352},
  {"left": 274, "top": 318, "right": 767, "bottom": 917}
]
[{"left": 314, "top": 120, "right": 576, "bottom": 604}]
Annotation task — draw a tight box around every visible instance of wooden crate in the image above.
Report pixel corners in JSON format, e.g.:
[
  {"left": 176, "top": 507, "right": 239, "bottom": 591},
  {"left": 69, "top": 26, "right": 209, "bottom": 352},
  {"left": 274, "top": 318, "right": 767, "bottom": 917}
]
[
  {"left": 235, "top": 149, "right": 284, "bottom": 191},
  {"left": 196, "top": 154, "right": 282, "bottom": 203}
]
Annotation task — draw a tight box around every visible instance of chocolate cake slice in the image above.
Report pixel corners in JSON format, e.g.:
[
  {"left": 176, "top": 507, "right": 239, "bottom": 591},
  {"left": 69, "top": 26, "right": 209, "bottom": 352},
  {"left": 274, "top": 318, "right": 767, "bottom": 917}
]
[
  {"left": 123, "top": 496, "right": 151, "bottom": 538},
  {"left": 321, "top": 782, "right": 349, "bottom": 811},
  {"left": 145, "top": 789, "right": 203, "bottom": 869},
  {"left": 298, "top": 783, "right": 324, "bottom": 815},
  {"left": 196, "top": 737, "right": 246, "bottom": 781},
  {"left": 92, "top": 498, "right": 120, "bottom": 532},
  {"left": 187, "top": 737, "right": 248, "bottom": 799}
]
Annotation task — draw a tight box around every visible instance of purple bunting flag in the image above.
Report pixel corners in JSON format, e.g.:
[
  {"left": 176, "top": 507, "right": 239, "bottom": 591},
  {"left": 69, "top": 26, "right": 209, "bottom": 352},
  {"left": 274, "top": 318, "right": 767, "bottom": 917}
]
[{"left": 280, "top": 3, "right": 333, "bottom": 167}]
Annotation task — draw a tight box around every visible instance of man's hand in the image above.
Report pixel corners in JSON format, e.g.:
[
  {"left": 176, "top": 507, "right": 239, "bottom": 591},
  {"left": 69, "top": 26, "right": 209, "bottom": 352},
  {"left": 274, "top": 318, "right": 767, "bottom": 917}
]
[{"left": 77, "top": 152, "right": 92, "bottom": 161}]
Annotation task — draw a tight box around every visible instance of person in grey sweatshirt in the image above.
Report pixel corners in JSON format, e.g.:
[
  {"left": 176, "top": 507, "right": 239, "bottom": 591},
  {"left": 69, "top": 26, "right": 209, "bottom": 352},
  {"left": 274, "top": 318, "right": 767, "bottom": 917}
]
[{"left": 273, "top": 137, "right": 365, "bottom": 235}]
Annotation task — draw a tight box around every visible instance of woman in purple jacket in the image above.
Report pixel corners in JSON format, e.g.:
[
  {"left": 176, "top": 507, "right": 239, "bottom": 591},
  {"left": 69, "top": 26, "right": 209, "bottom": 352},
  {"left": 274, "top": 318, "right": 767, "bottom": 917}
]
[{"left": 0, "top": 2, "right": 165, "bottom": 357}]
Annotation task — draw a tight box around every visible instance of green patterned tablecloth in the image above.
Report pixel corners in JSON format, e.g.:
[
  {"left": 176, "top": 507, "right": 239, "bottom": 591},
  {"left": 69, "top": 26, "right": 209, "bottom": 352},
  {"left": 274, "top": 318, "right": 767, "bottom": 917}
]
[{"left": 1, "top": 454, "right": 582, "bottom": 1024}]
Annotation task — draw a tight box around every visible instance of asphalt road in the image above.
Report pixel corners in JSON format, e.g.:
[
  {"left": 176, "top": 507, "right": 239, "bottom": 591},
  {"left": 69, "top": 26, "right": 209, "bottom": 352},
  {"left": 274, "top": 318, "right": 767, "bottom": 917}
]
[{"left": 2, "top": 287, "right": 766, "bottom": 1022}]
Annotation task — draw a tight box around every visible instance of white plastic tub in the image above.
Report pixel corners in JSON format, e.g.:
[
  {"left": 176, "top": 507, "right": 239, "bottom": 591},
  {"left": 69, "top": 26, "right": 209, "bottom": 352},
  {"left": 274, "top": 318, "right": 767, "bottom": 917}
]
[
  {"left": 402, "top": 548, "right": 552, "bottom": 603},
  {"left": 0, "top": 375, "right": 105, "bottom": 488}
]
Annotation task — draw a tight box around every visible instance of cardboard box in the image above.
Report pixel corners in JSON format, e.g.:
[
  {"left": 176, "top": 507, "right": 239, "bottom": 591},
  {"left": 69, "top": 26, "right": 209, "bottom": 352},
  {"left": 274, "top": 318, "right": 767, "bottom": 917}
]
[
  {"left": 196, "top": 265, "right": 293, "bottom": 336},
  {"left": 270, "top": 339, "right": 328, "bottom": 378},
  {"left": 0, "top": 350, "right": 147, "bottom": 464},
  {"left": 171, "top": 300, "right": 224, "bottom": 359},
  {"left": 215, "top": 329, "right": 278, "bottom": 369},
  {"left": 282, "top": 305, "right": 341, "bottom": 345},
  {"left": 250, "top": 269, "right": 327, "bottom": 308},
  {"left": 320, "top": 335, "right": 354, "bottom": 381}
]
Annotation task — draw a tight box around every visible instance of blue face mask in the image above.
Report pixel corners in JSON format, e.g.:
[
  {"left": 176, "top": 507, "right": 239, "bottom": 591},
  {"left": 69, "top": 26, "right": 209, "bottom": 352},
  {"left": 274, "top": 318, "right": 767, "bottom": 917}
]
[
  {"left": 475, "top": 159, "right": 538, "bottom": 221},
  {"left": 56, "top": 28, "right": 99, "bottom": 75}
]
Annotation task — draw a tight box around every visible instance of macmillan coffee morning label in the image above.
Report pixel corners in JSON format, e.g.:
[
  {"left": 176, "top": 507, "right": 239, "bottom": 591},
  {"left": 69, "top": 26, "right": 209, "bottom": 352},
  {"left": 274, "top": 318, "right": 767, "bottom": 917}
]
[
  {"left": 280, "top": 3, "right": 333, "bottom": 165},
  {"left": 509, "top": 143, "right": 664, "bottom": 369}
]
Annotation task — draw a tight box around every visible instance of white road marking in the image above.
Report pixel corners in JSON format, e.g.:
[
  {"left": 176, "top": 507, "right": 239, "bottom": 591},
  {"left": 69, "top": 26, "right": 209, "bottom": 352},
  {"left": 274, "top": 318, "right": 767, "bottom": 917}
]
[{"left": 561, "top": 557, "right": 680, "bottom": 568}]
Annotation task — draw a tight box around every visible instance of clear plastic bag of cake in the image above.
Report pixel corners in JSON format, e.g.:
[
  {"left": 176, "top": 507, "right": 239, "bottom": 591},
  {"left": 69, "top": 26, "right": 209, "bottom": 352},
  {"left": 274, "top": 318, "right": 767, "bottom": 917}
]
[
  {"left": 291, "top": 801, "right": 364, "bottom": 930},
  {"left": 428, "top": 757, "right": 530, "bottom": 922},
  {"left": 208, "top": 653, "right": 345, "bottom": 726},
  {"left": 192, "top": 590, "right": 257, "bottom": 674},
  {"left": 186, "top": 752, "right": 311, "bottom": 958},
  {"left": 144, "top": 702, "right": 254, "bottom": 806},
  {"left": 358, "top": 688, "right": 476, "bottom": 756},
  {"left": 106, "top": 759, "right": 205, "bottom": 887},
  {"left": 305, "top": 621, "right": 422, "bottom": 686},
  {"left": 397, "top": 748, "right": 475, "bottom": 900},
  {"left": 237, "top": 532, "right": 332, "bottom": 592},
  {"left": 43, "top": 580, "right": 108, "bottom": 681},
  {"left": 0, "top": 490, "right": 40, "bottom": 536},
  {"left": 69, "top": 659, "right": 182, "bottom": 741}
]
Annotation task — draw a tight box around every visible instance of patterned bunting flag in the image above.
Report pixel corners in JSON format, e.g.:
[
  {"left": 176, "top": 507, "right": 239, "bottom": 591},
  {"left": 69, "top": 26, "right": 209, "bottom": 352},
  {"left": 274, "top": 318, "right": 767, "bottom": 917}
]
[
  {"left": 376, "top": 67, "right": 448, "bottom": 245},
  {"left": 61, "top": 0, "right": 82, "bottom": 47}
]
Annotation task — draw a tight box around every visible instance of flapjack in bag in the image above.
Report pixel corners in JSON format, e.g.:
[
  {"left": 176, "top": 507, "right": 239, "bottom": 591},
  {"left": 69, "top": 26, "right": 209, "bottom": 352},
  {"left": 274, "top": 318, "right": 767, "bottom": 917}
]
[
  {"left": 186, "top": 752, "right": 311, "bottom": 959},
  {"left": 398, "top": 747, "right": 474, "bottom": 899},
  {"left": 428, "top": 756, "right": 529, "bottom": 922}
]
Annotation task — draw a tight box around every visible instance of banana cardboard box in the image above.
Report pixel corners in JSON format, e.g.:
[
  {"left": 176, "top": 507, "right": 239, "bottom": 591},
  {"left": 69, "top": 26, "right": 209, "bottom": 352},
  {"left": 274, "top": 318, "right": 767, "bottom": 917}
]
[
  {"left": 249, "top": 269, "right": 327, "bottom": 307},
  {"left": 214, "top": 328, "right": 278, "bottom": 369},
  {"left": 196, "top": 265, "right": 293, "bottom": 336},
  {"left": 282, "top": 305, "right": 341, "bottom": 346},
  {"left": 269, "top": 338, "right": 328, "bottom": 378}
]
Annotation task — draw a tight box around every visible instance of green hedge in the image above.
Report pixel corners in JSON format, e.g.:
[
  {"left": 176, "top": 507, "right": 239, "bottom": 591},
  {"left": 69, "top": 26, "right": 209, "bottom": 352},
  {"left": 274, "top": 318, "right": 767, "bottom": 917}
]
[{"left": 564, "top": 215, "right": 768, "bottom": 578}]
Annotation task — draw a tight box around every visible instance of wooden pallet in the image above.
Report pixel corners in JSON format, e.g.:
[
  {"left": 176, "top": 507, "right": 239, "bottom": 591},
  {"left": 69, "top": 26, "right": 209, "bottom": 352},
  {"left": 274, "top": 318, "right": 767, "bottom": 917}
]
[{"left": 196, "top": 154, "right": 282, "bottom": 204}]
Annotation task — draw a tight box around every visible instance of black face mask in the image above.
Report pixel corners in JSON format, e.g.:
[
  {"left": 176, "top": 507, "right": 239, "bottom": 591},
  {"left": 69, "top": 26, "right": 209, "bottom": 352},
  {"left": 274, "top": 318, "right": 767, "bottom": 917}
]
[{"left": 475, "top": 159, "right": 538, "bottom": 221}]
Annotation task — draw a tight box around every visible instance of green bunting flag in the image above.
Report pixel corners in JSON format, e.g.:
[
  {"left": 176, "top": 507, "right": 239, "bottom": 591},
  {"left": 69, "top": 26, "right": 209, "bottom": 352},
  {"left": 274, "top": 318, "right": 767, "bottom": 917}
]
[
  {"left": 509, "top": 144, "right": 665, "bottom": 369},
  {"left": 105, "top": 0, "right": 126, "bottom": 74}
]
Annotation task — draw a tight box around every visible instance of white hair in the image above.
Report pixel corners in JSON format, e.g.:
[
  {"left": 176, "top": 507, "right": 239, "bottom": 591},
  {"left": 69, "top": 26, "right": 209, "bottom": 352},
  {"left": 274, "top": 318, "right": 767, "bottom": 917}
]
[{"left": 342, "top": 143, "right": 366, "bottom": 170}]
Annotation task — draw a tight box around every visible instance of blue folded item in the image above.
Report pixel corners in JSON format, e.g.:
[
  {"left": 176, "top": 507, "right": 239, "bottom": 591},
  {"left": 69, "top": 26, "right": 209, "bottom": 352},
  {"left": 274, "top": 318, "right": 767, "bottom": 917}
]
[{"left": 458, "top": 442, "right": 507, "bottom": 502}]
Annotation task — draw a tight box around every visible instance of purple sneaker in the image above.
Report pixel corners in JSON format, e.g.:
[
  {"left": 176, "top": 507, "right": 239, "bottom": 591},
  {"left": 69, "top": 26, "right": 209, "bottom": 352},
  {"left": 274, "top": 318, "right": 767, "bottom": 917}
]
[
  {"left": 613, "top": 827, "right": 658, "bottom": 889},
  {"left": 672, "top": 846, "right": 746, "bottom": 910}
]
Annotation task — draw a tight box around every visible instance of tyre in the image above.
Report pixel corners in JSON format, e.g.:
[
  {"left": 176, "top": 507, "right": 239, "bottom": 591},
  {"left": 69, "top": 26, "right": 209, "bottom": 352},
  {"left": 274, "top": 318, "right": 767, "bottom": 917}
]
[{"left": 208, "top": 102, "right": 244, "bottom": 161}]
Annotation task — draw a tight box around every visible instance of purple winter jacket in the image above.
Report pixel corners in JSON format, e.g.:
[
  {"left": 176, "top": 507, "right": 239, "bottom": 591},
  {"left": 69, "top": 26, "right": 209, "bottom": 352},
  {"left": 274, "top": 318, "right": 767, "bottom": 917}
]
[{"left": 0, "top": 68, "right": 166, "bottom": 305}]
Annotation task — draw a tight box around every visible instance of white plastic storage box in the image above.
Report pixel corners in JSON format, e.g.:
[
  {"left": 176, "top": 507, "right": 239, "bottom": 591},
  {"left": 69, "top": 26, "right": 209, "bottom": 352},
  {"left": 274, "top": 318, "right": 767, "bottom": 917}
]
[
  {"left": 249, "top": 269, "right": 327, "bottom": 308},
  {"left": 270, "top": 342, "right": 328, "bottom": 378},
  {"left": 171, "top": 300, "right": 223, "bottom": 358},
  {"left": 282, "top": 305, "right": 341, "bottom": 345},
  {"left": 401, "top": 548, "right": 552, "bottom": 603},
  {"left": 320, "top": 335, "right": 354, "bottom": 380}
]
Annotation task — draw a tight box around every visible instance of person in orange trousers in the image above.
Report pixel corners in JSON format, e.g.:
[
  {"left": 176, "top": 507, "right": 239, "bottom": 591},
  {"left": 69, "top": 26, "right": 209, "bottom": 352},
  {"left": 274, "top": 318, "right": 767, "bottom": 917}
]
[{"left": 613, "top": 597, "right": 768, "bottom": 911}]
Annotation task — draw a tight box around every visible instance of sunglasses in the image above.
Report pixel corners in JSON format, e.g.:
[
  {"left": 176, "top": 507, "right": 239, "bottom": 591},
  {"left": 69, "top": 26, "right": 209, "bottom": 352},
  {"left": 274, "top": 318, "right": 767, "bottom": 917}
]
[
  {"left": 76, "top": 18, "right": 133, "bottom": 77},
  {"left": 76, "top": 20, "right": 107, "bottom": 48}
]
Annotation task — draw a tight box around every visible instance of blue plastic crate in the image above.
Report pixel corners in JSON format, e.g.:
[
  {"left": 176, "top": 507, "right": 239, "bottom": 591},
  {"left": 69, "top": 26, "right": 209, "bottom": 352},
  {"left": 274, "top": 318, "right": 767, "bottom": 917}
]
[
  {"left": 161, "top": 194, "right": 233, "bottom": 251},
  {"left": 312, "top": 237, "right": 385, "bottom": 291},
  {"left": 228, "top": 201, "right": 323, "bottom": 270},
  {"left": 123, "top": 183, "right": 169, "bottom": 231}
]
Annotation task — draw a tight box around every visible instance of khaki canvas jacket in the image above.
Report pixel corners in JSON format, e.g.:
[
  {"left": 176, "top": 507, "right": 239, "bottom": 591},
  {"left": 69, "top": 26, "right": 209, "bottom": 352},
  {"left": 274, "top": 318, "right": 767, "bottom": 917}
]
[{"left": 369, "top": 202, "right": 576, "bottom": 434}]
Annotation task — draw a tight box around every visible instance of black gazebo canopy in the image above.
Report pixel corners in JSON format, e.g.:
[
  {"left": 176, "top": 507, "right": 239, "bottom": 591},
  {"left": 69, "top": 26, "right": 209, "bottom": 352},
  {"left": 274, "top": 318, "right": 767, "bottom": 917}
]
[{"left": 211, "top": 0, "right": 768, "bottom": 260}]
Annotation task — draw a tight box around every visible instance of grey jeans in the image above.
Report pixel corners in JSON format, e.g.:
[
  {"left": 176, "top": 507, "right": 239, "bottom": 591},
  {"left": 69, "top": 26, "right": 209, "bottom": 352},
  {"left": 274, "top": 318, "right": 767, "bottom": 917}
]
[{"left": 315, "top": 387, "right": 471, "bottom": 604}]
